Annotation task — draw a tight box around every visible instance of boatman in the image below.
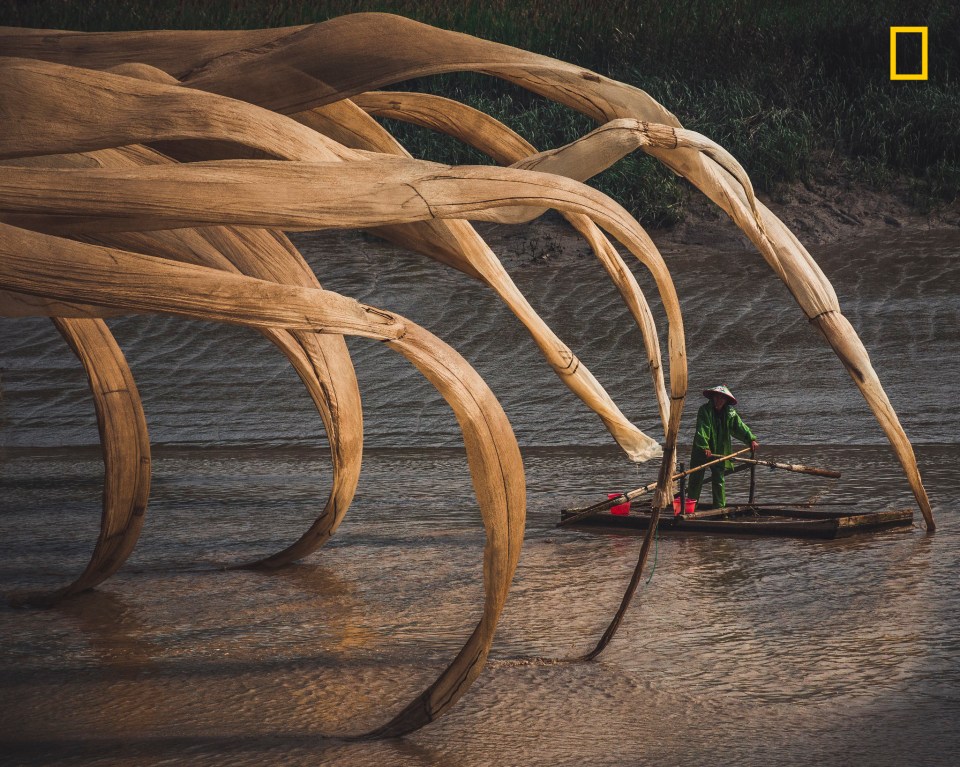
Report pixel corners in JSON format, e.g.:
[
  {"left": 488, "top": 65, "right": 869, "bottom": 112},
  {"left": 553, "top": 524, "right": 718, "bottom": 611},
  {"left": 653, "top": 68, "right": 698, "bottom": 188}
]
[{"left": 687, "top": 385, "right": 759, "bottom": 509}]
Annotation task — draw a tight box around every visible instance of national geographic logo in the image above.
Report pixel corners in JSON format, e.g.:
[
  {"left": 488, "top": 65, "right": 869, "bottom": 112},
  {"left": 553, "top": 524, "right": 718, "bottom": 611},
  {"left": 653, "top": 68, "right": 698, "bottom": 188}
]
[{"left": 890, "top": 26, "right": 928, "bottom": 80}]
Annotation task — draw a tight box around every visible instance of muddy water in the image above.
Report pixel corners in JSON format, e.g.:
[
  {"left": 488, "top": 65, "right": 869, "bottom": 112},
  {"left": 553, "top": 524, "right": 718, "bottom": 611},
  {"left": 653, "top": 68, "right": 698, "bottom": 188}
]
[{"left": 0, "top": 225, "right": 958, "bottom": 765}]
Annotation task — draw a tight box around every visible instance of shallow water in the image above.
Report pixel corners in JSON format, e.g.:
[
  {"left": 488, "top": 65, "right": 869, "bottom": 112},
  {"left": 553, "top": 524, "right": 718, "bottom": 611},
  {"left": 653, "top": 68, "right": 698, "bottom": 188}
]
[{"left": 1, "top": 225, "right": 958, "bottom": 765}]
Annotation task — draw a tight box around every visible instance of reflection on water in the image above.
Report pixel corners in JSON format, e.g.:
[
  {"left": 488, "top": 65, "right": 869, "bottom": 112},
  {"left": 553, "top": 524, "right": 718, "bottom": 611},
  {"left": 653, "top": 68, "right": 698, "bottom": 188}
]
[
  {"left": 1, "top": 229, "right": 959, "bottom": 765},
  {"left": 0, "top": 444, "right": 957, "bottom": 766}
]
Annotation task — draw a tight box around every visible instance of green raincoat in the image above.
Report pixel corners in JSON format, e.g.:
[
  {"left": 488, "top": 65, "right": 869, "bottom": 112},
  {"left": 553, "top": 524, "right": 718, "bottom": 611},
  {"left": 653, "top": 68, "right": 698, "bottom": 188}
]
[{"left": 687, "top": 402, "right": 756, "bottom": 508}]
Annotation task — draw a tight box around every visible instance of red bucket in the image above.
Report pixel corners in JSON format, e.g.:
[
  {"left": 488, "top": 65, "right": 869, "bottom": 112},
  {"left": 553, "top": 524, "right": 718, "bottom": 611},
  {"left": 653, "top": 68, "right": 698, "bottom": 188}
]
[
  {"left": 672, "top": 497, "right": 697, "bottom": 516},
  {"left": 608, "top": 493, "right": 631, "bottom": 516}
]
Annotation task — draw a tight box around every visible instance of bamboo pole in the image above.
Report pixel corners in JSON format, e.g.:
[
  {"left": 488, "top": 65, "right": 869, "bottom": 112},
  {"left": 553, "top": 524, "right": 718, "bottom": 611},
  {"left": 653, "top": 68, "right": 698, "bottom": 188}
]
[
  {"left": 557, "top": 446, "right": 753, "bottom": 527},
  {"left": 9, "top": 318, "right": 151, "bottom": 607},
  {"left": 731, "top": 455, "right": 842, "bottom": 479},
  {"left": 582, "top": 502, "right": 661, "bottom": 661}
]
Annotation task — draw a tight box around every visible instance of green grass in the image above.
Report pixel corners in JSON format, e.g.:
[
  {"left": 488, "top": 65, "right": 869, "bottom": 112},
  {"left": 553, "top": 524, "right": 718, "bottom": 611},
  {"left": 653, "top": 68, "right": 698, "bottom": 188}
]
[{"left": 3, "top": 0, "right": 958, "bottom": 225}]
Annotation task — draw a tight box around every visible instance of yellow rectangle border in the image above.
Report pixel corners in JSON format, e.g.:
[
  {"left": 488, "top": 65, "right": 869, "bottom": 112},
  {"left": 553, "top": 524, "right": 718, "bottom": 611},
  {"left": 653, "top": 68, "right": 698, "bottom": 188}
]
[{"left": 890, "top": 26, "right": 928, "bottom": 80}]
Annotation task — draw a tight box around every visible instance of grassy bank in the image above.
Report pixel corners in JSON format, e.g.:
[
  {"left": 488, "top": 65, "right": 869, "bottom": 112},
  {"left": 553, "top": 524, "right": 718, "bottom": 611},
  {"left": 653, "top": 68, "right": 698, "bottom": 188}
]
[{"left": 3, "top": 0, "right": 958, "bottom": 227}]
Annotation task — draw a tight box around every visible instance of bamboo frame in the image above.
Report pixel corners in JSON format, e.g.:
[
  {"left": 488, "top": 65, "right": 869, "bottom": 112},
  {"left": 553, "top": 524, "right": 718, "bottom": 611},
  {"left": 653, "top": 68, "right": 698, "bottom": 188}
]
[{"left": 0, "top": 11, "right": 935, "bottom": 736}]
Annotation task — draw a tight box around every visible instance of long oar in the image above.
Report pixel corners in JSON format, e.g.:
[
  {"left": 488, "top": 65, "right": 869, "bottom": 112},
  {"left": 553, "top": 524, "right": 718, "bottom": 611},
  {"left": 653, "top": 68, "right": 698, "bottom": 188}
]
[
  {"left": 558, "top": 446, "right": 753, "bottom": 527},
  {"left": 730, "top": 456, "right": 841, "bottom": 479}
]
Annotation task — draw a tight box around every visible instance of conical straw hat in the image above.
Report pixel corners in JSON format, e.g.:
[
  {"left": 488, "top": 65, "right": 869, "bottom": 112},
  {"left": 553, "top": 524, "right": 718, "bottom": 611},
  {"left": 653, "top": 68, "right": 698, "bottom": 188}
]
[{"left": 702, "top": 384, "right": 737, "bottom": 405}]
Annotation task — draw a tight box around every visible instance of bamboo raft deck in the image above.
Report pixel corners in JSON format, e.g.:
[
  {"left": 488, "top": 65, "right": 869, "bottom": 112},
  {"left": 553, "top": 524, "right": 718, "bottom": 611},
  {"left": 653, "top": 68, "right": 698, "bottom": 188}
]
[{"left": 559, "top": 502, "right": 915, "bottom": 539}]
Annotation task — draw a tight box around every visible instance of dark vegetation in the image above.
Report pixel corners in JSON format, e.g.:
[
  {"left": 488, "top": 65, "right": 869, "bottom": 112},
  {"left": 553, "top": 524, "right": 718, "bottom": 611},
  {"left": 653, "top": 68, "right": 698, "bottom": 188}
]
[{"left": 4, "top": 0, "right": 958, "bottom": 227}]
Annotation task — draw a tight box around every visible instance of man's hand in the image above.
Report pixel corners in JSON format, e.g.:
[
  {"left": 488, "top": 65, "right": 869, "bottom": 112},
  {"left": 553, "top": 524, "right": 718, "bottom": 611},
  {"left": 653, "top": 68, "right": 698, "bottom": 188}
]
[
  {"left": 704, "top": 449, "right": 713, "bottom": 458},
  {"left": 751, "top": 440, "right": 759, "bottom": 453}
]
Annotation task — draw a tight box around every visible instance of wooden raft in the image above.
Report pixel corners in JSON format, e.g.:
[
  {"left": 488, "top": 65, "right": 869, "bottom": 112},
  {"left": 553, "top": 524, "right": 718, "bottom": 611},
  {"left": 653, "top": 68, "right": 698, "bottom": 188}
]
[{"left": 559, "top": 502, "right": 914, "bottom": 539}]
